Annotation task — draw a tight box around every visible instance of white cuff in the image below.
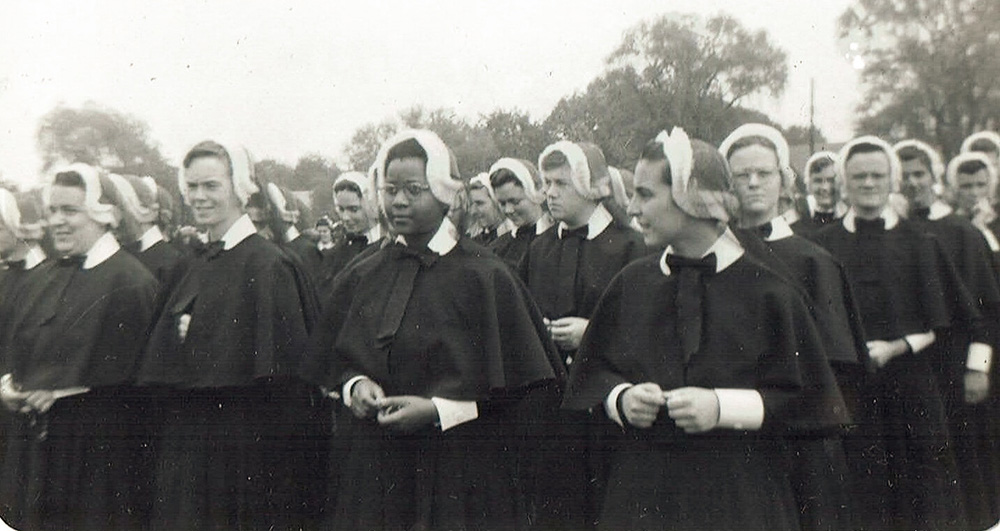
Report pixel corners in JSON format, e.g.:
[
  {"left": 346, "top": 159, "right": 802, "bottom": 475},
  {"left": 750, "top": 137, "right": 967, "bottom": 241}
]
[
  {"left": 904, "top": 331, "right": 936, "bottom": 354},
  {"left": 342, "top": 375, "right": 370, "bottom": 407},
  {"left": 604, "top": 383, "right": 634, "bottom": 427},
  {"left": 714, "top": 389, "right": 764, "bottom": 431},
  {"left": 967, "top": 342, "right": 993, "bottom": 373},
  {"left": 430, "top": 397, "right": 478, "bottom": 431}
]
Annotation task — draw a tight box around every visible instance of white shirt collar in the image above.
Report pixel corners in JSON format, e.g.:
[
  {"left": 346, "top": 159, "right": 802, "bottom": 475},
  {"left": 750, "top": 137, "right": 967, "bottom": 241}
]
[
  {"left": 82, "top": 232, "right": 121, "bottom": 270},
  {"left": 138, "top": 225, "right": 165, "bottom": 252},
  {"left": 806, "top": 195, "right": 849, "bottom": 218},
  {"left": 366, "top": 224, "right": 383, "bottom": 243},
  {"left": 23, "top": 246, "right": 46, "bottom": 270},
  {"left": 659, "top": 227, "right": 744, "bottom": 276},
  {"left": 764, "top": 215, "right": 795, "bottom": 242},
  {"left": 780, "top": 206, "right": 800, "bottom": 225},
  {"left": 394, "top": 217, "right": 459, "bottom": 256},
  {"left": 317, "top": 241, "right": 334, "bottom": 251},
  {"left": 508, "top": 215, "right": 553, "bottom": 238},
  {"left": 557, "top": 203, "right": 613, "bottom": 240},
  {"left": 219, "top": 214, "right": 258, "bottom": 250},
  {"left": 284, "top": 225, "right": 301, "bottom": 242},
  {"left": 927, "top": 200, "right": 953, "bottom": 221},
  {"left": 843, "top": 206, "right": 900, "bottom": 233}
]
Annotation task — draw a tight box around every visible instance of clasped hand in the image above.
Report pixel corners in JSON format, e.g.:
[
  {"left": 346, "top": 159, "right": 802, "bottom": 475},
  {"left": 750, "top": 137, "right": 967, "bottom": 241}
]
[
  {"left": 620, "top": 383, "right": 719, "bottom": 433},
  {"left": 349, "top": 379, "right": 439, "bottom": 432}
]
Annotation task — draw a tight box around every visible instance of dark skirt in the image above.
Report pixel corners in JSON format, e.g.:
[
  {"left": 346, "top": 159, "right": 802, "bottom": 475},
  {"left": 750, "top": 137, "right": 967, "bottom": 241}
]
[
  {"left": 329, "top": 413, "right": 531, "bottom": 531},
  {"left": 149, "top": 380, "right": 330, "bottom": 531},
  {"left": 0, "top": 386, "right": 154, "bottom": 531},
  {"left": 787, "top": 435, "right": 854, "bottom": 531},
  {"left": 598, "top": 434, "right": 800, "bottom": 531}
]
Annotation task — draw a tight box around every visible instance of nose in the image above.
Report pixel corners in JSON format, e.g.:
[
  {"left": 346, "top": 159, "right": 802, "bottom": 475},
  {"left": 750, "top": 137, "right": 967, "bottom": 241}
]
[
  {"left": 390, "top": 188, "right": 409, "bottom": 208},
  {"left": 626, "top": 195, "right": 640, "bottom": 218},
  {"left": 747, "top": 172, "right": 762, "bottom": 187}
]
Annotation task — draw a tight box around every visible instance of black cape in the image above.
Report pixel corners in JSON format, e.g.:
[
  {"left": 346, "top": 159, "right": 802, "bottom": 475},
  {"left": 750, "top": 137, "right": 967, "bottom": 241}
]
[{"left": 487, "top": 223, "right": 538, "bottom": 271}]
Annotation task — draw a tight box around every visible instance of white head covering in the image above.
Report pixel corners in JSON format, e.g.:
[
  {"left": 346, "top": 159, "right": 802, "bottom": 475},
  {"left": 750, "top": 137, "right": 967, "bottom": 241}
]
[
  {"left": 374, "top": 129, "right": 463, "bottom": 206},
  {"left": 107, "top": 173, "right": 151, "bottom": 226},
  {"left": 178, "top": 140, "right": 259, "bottom": 207},
  {"left": 538, "top": 141, "right": 612, "bottom": 201},
  {"left": 46, "top": 162, "right": 119, "bottom": 227},
  {"left": 0, "top": 188, "right": 21, "bottom": 236},
  {"left": 488, "top": 158, "right": 545, "bottom": 204},
  {"left": 803, "top": 151, "right": 839, "bottom": 193},
  {"left": 335, "top": 170, "right": 379, "bottom": 219},
  {"left": 946, "top": 151, "right": 999, "bottom": 199},
  {"left": 718, "top": 123, "right": 795, "bottom": 191},
  {"left": 265, "top": 182, "right": 300, "bottom": 224},
  {"left": 468, "top": 172, "right": 496, "bottom": 202},
  {"left": 655, "top": 127, "right": 734, "bottom": 222},
  {"left": 961, "top": 131, "right": 1000, "bottom": 154},
  {"left": 893, "top": 139, "right": 945, "bottom": 183},
  {"left": 608, "top": 167, "right": 630, "bottom": 209},
  {"left": 837, "top": 136, "right": 902, "bottom": 193}
]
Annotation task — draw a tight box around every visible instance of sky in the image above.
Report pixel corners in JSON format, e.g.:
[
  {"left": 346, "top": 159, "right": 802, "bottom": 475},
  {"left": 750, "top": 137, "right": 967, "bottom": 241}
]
[{"left": 0, "top": 0, "right": 862, "bottom": 187}]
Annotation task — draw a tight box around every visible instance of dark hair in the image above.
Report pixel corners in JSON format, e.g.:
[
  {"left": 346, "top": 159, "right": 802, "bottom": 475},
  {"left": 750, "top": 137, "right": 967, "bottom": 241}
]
[
  {"left": 808, "top": 156, "right": 835, "bottom": 176},
  {"left": 183, "top": 140, "right": 233, "bottom": 175},
  {"left": 970, "top": 138, "right": 999, "bottom": 155},
  {"left": 844, "top": 142, "right": 886, "bottom": 163},
  {"left": 333, "top": 179, "right": 363, "bottom": 197},
  {"left": 639, "top": 140, "right": 673, "bottom": 186},
  {"left": 53, "top": 170, "right": 86, "bottom": 190},
  {"left": 957, "top": 159, "right": 988, "bottom": 175},
  {"left": 385, "top": 138, "right": 428, "bottom": 167},
  {"left": 724, "top": 136, "right": 778, "bottom": 159},
  {"left": 895, "top": 145, "right": 932, "bottom": 172},
  {"left": 540, "top": 150, "right": 569, "bottom": 171},
  {"left": 489, "top": 168, "right": 522, "bottom": 190}
]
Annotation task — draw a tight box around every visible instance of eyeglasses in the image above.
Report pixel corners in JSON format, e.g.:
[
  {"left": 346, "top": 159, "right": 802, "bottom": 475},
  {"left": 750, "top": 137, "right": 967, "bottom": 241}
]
[
  {"left": 380, "top": 183, "right": 432, "bottom": 199},
  {"left": 732, "top": 168, "right": 779, "bottom": 182}
]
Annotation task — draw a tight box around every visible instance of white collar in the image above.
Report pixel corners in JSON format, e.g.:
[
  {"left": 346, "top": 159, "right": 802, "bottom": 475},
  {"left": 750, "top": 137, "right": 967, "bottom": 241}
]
[
  {"left": 23, "top": 246, "right": 46, "bottom": 270},
  {"left": 284, "top": 225, "right": 301, "bottom": 242},
  {"left": 927, "top": 200, "right": 953, "bottom": 221},
  {"left": 659, "top": 227, "right": 744, "bottom": 276},
  {"left": 557, "top": 203, "right": 612, "bottom": 240},
  {"left": 317, "top": 241, "right": 335, "bottom": 251},
  {"left": 394, "top": 217, "right": 459, "bottom": 256},
  {"left": 138, "top": 225, "right": 165, "bottom": 252},
  {"left": 219, "top": 214, "right": 258, "bottom": 250},
  {"left": 82, "top": 232, "right": 121, "bottom": 269},
  {"left": 366, "top": 224, "right": 383, "bottom": 243},
  {"left": 806, "top": 195, "right": 849, "bottom": 218},
  {"left": 843, "top": 206, "right": 900, "bottom": 233},
  {"left": 763, "top": 215, "right": 795, "bottom": 242},
  {"left": 508, "top": 215, "right": 553, "bottom": 238}
]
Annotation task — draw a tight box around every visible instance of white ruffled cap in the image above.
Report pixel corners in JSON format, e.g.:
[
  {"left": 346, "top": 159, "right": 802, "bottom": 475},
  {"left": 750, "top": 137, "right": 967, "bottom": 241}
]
[
  {"left": 655, "top": 127, "right": 733, "bottom": 222},
  {"left": 468, "top": 172, "right": 496, "bottom": 202},
  {"left": 47, "top": 162, "right": 118, "bottom": 227},
  {"left": 718, "top": 123, "right": 795, "bottom": 192},
  {"left": 946, "top": 151, "right": 999, "bottom": 198},
  {"left": 836, "top": 136, "right": 902, "bottom": 193},
  {"left": 804, "top": 151, "right": 838, "bottom": 186},
  {"left": 0, "top": 188, "right": 20, "bottom": 235},
  {"left": 336, "top": 170, "right": 380, "bottom": 221},
  {"left": 374, "top": 129, "right": 462, "bottom": 207},
  {"left": 489, "top": 158, "right": 544, "bottom": 204},
  {"left": 960, "top": 131, "right": 1000, "bottom": 154},
  {"left": 538, "top": 141, "right": 612, "bottom": 201},
  {"left": 893, "top": 139, "right": 945, "bottom": 183},
  {"left": 265, "top": 182, "right": 300, "bottom": 224},
  {"left": 178, "top": 141, "right": 259, "bottom": 207}
]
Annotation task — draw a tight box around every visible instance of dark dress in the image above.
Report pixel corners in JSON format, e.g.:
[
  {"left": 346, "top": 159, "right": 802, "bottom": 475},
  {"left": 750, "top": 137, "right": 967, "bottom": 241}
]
[
  {"left": 517, "top": 219, "right": 646, "bottom": 529},
  {"left": 138, "top": 232, "right": 324, "bottom": 531},
  {"left": 303, "top": 236, "right": 563, "bottom": 531},
  {"left": 562, "top": 251, "right": 847, "bottom": 531},
  {"left": 736, "top": 225, "right": 869, "bottom": 531},
  {"left": 0, "top": 249, "right": 157, "bottom": 531},
  {"left": 792, "top": 210, "right": 842, "bottom": 240},
  {"left": 907, "top": 210, "right": 1000, "bottom": 529},
  {"left": 813, "top": 218, "right": 972, "bottom": 531},
  {"left": 316, "top": 233, "right": 378, "bottom": 300},
  {"left": 487, "top": 223, "right": 537, "bottom": 271}
]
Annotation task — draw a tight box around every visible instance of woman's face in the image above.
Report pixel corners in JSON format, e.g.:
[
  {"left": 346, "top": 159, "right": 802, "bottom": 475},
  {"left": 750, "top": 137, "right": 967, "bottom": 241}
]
[
  {"left": 382, "top": 157, "right": 447, "bottom": 237},
  {"left": 954, "top": 169, "right": 992, "bottom": 212},
  {"left": 494, "top": 181, "right": 542, "bottom": 228},
  {"left": 729, "top": 144, "right": 782, "bottom": 223}
]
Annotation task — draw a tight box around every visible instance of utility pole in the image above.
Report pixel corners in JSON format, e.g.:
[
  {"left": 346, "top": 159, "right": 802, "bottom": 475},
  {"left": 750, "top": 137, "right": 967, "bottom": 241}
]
[{"left": 809, "top": 77, "right": 816, "bottom": 154}]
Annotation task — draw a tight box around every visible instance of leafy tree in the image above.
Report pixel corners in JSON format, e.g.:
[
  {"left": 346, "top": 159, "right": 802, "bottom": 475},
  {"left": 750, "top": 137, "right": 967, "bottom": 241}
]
[
  {"left": 36, "top": 102, "right": 177, "bottom": 190},
  {"left": 840, "top": 0, "right": 1000, "bottom": 155},
  {"left": 344, "top": 119, "right": 398, "bottom": 173},
  {"left": 254, "top": 159, "right": 295, "bottom": 189},
  {"left": 479, "top": 109, "right": 551, "bottom": 164},
  {"left": 784, "top": 125, "right": 828, "bottom": 146}
]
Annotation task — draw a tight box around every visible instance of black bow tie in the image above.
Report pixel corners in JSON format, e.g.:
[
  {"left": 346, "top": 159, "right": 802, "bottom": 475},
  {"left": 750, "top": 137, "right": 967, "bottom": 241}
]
[
  {"left": 124, "top": 241, "right": 142, "bottom": 254},
  {"left": 389, "top": 243, "right": 439, "bottom": 268},
  {"left": 347, "top": 234, "right": 369, "bottom": 246},
  {"left": 57, "top": 255, "right": 86, "bottom": 268},
  {"left": 813, "top": 211, "right": 837, "bottom": 225},
  {"left": 753, "top": 222, "right": 773, "bottom": 239},
  {"left": 197, "top": 240, "right": 226, "bottom": 260},
  {"left": 855, "top": 217, "right": 885, "bottom": 233},
  {"left": 561, "top": 225, "right": 589, "bottom": 240},
  {"left": 666, "top": 253, "right": 718, "bottom": 274},
  {"left": 3, "top": 259, "right": 25, "bottom": 271},
  {"left": 911, "top": 206, "right": 931, "bottom": 220}
]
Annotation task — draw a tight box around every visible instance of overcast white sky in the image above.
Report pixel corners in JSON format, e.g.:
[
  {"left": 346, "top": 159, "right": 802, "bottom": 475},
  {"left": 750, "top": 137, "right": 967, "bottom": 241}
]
[{"left": 0, "top": 0, "right": 861, "bottom": 187}]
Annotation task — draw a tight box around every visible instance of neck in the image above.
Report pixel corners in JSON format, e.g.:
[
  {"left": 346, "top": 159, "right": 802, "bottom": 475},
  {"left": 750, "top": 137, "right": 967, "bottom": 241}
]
[
  {"left": 208, "top": 213, "right": 241, "bottom": 242},
  {"left": 738, "top": 208, "right": 777, "bottom": 229},
  {"left": 671, "top": 219, "right": 725, "bottom": 258},
  {"left": 562, "top": 202, "right": 597, "bottom": 230},
  {"left": 854, "top": 205, "right": 884, "bottom": 220}
]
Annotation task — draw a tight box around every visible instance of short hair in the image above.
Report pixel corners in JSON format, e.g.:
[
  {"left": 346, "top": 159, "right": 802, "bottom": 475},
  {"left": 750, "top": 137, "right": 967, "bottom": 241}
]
[
  {"left": 957, "top": 159, "right": 989, "bottom": 175},
  {"left": 540, "top": 149, "right": 569, "bottom": 172},
  {"left": 844, "top": 142, "right": 886, "bottom": 163},
  {"left": 723, "top": 136, "right": 778, "bottom": 160},
  {"left": 808, "top": 156, "right": 835, "bottom": 175},
  {"left": 385, "top": 138, "right": 428, "bottom": 167},
  {"left": 183, "top": 140, "right": 233, "bottom": 174},
  {"left": 333, "top": 179, "right": 363, "bottom": 197},
  {"left": 489, "top": 168, "right": 522, "bottom": 190},
  {"left": 53, "top": 170, "right": 86, "bottom": 190},
  {"left": 969, "top": 138, "right": 1000, "bottom": 154},
  {"left": 639, "top": 139, "right": 674, "bottom": 186},
  {"left": 895, "top": 145, "right": 933, "bottom": 172}
]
